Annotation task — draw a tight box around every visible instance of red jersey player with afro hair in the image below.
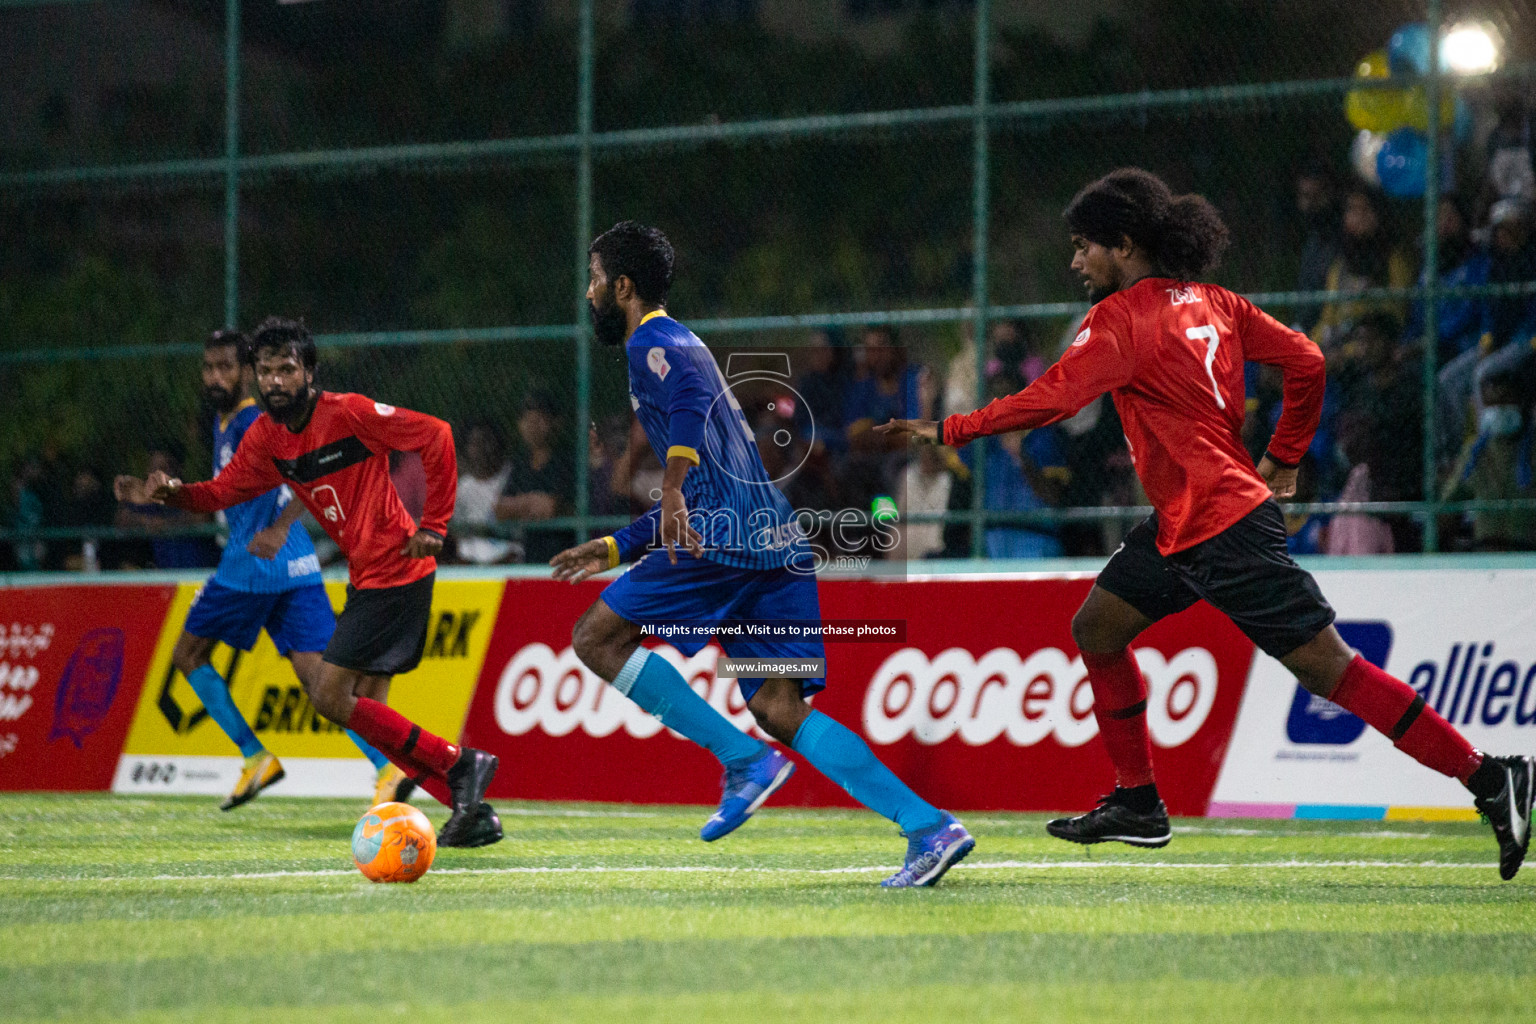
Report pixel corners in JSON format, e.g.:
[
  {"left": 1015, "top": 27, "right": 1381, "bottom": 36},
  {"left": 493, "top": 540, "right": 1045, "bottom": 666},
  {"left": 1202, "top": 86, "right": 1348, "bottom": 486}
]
[{"left": 879, "top": 168, "right": 1536, "bottom": 880}]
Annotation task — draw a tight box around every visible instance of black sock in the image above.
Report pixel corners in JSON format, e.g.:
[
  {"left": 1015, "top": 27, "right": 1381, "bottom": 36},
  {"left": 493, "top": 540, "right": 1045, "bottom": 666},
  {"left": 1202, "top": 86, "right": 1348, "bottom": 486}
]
[
  {"left": 1117, "top": 783, "right": 1161, "bottom": 814},
  {"left": 1466, "top": 756, "right": 1505, "bottom": 801}
]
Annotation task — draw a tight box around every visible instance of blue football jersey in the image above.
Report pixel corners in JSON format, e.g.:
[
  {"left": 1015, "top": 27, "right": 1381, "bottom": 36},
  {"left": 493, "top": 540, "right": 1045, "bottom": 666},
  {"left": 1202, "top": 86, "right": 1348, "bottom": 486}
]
[
  {"left": 613, "top": 314, "right": 812, "bottom": 572},
  {"left": 210, "top": 401, "right": 324, "bottom": 593}
]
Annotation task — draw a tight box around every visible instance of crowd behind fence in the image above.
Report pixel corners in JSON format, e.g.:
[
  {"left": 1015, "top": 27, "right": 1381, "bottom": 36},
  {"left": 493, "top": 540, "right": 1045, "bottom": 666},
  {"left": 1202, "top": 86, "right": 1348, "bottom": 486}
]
[{"left": 1, "top": 0, "right": 1535, "bottom": 573}]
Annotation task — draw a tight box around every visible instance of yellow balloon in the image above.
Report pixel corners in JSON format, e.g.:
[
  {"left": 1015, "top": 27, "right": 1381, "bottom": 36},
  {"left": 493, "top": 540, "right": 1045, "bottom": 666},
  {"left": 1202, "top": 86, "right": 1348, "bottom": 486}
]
[
  {"left": 1345, "top": 49, "right": 1414, "bottom": 132},
  {"left": 1401, "top": 87, "right": 1461, "bottom": 131}
]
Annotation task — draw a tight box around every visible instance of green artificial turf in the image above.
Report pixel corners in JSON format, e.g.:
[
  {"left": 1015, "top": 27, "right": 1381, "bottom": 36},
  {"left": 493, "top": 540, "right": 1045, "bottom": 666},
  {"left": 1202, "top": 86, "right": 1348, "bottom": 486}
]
[{"left": 1, "top": 794, "right": 1531, "bottom": 1023}]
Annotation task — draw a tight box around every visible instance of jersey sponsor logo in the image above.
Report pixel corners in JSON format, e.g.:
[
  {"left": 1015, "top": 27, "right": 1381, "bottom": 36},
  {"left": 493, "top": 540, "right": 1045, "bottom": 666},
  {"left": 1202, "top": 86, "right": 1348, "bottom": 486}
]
[
  {"left": 274, "top": 435, "right": 373, "bottom": 484},
  {"left": 1072, "top": 327, "right": 1091, "bottom": 347},
  {"left": 492, "top": 643, "right": 756, "bottom": 741},
  {"left": 1166, "top": 285, "right": 1202, "bottom": 305},
  {"left": 1284, "top": 621, "right": 1386, "bottom": 745},
  {"left": 647, "top": 347, "right": 671, "bottom": 380},
  {"left": 287, "top": 554, "right": 322, "bottom": 578},
  {"left": 48, "top": 628, "right": 125, "bottom": 749},
  {"left": 309, "top": 485, "right": 346, "bottom": 524},
  {"left": 861, "top": 645, "right": 1219, "bottom": 749},
  {"left": 374, "top": 402, "right": 396, "bottom": 416},
  {"left": 217, "top": 443, "right": 235, "bottom": 471}
]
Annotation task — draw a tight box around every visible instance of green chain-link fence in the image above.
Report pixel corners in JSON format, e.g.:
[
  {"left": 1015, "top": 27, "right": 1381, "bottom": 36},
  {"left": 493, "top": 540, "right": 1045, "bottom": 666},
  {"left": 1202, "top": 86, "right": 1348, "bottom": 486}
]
[{"left": 2, "top": 0, "right": 1535, "bottom": 571}]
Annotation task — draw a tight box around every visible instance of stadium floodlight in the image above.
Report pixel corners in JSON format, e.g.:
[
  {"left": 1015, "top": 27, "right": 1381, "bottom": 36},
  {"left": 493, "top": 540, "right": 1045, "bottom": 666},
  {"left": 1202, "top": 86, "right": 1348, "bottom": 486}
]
[{"left": 1441, "top": 22, "right": 1501, "bottom": 75}]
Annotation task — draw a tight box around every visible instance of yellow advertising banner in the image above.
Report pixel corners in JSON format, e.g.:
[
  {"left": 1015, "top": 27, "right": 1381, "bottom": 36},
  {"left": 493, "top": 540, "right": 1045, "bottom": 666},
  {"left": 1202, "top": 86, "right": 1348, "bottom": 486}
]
[{"left": 121, "top": 579, "right": 502, "bottom": 759}]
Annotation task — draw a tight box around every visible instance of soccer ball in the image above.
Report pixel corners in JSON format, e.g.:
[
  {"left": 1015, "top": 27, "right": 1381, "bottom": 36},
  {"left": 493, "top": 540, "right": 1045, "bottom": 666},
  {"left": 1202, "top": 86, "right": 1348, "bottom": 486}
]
[{"left": 352, "top": 801, "right": 437, "bottom": 883}]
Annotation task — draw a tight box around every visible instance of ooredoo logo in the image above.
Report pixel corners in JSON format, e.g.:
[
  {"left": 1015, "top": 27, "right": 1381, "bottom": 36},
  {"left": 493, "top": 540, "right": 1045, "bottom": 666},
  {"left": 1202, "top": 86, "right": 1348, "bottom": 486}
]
[
  {"left": 493, "top": 643, "right": 757, "bottom": 740},
  {"left": 861, "top": 646, "right": 1219, "bottom": 749}
]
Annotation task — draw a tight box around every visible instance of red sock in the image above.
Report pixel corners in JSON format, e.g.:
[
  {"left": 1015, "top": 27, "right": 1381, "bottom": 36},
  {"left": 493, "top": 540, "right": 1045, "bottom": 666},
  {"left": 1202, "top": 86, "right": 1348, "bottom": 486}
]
[
  {"left": 410, "top": 773, "right": 453, "bottom": 807},
  {"left": 1329, "top": 655, "right": 1483, "bottom": 782},
  {"left": 348, "top": 697, "right": 461, "bottom": 782},
  {"left": 1083, "top": 648, "right": 1156, "bottom": 788}
]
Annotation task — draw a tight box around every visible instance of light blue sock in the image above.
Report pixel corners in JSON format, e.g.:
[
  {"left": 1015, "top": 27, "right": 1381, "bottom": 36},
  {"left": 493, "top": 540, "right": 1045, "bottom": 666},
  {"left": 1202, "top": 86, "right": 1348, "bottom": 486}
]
[
  {"left": 614, "top": 648, "right": 765, "bottom": 768},
  {"left": 186, "top": 664, "right": 263, "bottom": 758},
  {"left": 792, "top": 710, "right": 942, "bottom": 834},
  {"left": 347, "top": 730, "right": 389, "bottom": 771}
]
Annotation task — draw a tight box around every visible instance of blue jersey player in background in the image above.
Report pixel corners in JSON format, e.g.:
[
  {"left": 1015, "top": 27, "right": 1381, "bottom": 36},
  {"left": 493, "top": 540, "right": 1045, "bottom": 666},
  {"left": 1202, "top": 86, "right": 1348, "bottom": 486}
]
[
  {"left": 551, "top": 222, "right": 974, "bottom": 887},
  {"left": 166, "top": 331, "right": 414, "bottom": 811}
]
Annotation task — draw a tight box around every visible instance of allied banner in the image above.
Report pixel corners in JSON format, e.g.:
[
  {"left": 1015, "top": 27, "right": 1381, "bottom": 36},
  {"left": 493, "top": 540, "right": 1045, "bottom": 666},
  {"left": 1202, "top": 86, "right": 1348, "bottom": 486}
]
[
  {"left": 112, "top": 579, "right": 501, "bottom": 798},
  {"left": 1208, "top": 568, "right": 1536, "bottom": 820},
  {"left": 461, "top": 575, "right": 1258, "bottom": 816},
  {"left": 0, "top": 585, "right": 175, "bottom": 791}
]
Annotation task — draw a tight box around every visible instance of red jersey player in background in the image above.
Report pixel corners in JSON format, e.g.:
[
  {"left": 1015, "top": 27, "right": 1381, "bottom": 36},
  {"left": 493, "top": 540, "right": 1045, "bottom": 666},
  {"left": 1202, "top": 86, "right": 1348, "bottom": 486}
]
[
  {"left": 879, "top": 169, "right": 1535, "bottom": 880},
  {"left": 115, "top": 317, "right": 503, "bottom": 848}
]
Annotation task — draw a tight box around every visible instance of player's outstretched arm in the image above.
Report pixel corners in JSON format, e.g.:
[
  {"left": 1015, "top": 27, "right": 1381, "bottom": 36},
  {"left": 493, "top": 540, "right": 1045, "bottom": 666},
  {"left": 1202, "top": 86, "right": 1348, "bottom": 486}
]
[{"left": 874, "top": 419, "right": 940, "bottom": 443}]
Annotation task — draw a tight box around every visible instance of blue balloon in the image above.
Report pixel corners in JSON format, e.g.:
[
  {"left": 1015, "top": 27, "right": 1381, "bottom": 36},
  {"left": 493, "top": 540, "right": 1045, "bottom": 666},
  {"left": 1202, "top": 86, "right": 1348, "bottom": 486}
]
[
  {"left": 1388, "top": 23, "right": 1431, "bottom": 76},
  {"left": 1377, "top": 127, "right": 1428, "bottom": 197}
]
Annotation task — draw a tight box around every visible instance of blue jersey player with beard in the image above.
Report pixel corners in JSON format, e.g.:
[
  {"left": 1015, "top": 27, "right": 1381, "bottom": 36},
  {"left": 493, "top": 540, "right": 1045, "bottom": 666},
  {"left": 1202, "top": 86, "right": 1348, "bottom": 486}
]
[
  {"left": 550, "top": 222, "right": 974, "bottom": 887},
  {"left": 162, "top": 331, "right": 414, "bottom": 812}
]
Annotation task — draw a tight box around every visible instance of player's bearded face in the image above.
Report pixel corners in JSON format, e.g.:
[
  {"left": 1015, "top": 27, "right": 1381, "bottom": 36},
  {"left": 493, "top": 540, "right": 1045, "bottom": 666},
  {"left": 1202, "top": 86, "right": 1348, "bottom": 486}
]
[
  {"left": 590, "top": 283, "right": 628, "bottom": 348},
  {"left": 202, "top": 380, "right": 238, "bottom": 413},
  {"left": 257, "top": 357, "right": 314, "bottom": 425}
]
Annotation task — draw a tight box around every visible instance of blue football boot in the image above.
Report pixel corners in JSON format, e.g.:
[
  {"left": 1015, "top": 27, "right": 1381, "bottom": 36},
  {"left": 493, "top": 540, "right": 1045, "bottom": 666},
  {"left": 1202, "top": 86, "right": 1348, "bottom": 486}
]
[
  {"left": 700, "top": 747, "right": 796, "bottom": 842},
  {"left": 881, "top": 811, "right": 976, "bottom": 888}
]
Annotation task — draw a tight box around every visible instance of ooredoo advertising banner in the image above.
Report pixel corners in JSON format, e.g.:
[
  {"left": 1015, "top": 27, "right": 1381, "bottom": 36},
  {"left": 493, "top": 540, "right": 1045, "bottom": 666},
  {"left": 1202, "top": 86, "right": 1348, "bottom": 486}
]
[
  {"left": 0, "top": 585, "right": 175, "bottom": 791},
  {"left": 460, "top": 575, "right": 1258, "bottom": 816},
  {"left": 1209, "top": 567, "right": 1536, "bottom": 820}
]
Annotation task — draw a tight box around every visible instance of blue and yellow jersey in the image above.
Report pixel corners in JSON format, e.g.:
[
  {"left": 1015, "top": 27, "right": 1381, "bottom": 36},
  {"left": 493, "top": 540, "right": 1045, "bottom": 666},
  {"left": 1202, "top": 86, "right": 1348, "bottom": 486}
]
[
  {"left": 612, "top": 313, "right": 812, "bottom": 572},
  {"left": 210, "top": 401, "right": 323, "bottom": 593}
]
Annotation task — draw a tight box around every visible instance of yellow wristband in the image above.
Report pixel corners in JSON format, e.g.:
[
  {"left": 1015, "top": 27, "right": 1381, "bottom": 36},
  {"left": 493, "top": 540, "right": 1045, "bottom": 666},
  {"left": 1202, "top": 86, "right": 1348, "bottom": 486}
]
[
  {"left": 666, "top": 445, "right": 700, "bottom": 465},
  {"left": 602, "top": 535, "right": 621, "bottom": 569}
]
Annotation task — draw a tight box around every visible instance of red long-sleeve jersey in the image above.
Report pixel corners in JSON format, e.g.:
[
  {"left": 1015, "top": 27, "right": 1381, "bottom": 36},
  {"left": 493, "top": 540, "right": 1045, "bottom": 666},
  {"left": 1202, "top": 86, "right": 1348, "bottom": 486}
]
[
  {"left": 942, "top": 278, "right": 1325, "bottom": 555},
  {"left": 171, "top": 392, "right": 457, "bottom": 589}
]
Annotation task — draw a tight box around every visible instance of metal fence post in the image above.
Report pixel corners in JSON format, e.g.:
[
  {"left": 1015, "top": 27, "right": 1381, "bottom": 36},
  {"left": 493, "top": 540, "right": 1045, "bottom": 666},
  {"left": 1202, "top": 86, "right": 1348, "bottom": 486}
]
[
  {"left": 968, "top": 0, "right": 991, "bottom": 559},
  {"left": 223, "top": 0, "right": 241, "bottom": 329},
  {"left": 574, "top": 0, "right": 595, "bottom": 542},
  {"left": 1420, "top": 0, "right": 1441, "bottom": 552}
]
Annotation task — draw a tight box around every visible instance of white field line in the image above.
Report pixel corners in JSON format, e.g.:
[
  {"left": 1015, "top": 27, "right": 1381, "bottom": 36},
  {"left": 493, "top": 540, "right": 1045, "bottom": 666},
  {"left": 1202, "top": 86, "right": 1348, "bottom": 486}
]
[{"left": 0, "top": 858, "right": 1498, "bottom": 884}]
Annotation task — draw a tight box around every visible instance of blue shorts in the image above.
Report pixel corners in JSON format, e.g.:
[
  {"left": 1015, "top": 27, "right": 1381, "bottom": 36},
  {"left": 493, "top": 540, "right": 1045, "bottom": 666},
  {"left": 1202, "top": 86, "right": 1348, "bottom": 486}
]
[
  {"left": 184, "top": 578, "right": 336, "bottom": 656},
  {"left": 600, "top": 551, "right": 826, "bottom": 702}
]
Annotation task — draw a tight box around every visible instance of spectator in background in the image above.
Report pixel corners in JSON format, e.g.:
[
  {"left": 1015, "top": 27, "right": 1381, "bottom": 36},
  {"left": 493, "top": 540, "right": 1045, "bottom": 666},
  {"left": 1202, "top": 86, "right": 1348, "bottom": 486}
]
[
  {"left": 608, "top": 416, "right": 663, "bottom": 516},
  {"left": 793, "top": 329, "right": 849, "bottom": 458},
  {"left": 897, "top": 441, "right": 963, "bottom": 560},
  {"left": 114, "top": 451, "right": 216, "bottom": 570},
  {"left": 1327, "top": 409, "right": 1396, "bottom": 555},
  {"left": 1436, "top": 199, "right": 1536, "bottom": 471},
  {"left": 495, "top": 389, "right": 574, "bottom": 564},
  {"left": 1292, "top": 163, "right": 1340, "bottom": 335},
  {"left": 1482, "top": 92, "right": 1533, "bottom": 210},
  {"left": 1442, "top": 369, "right": 1536, "bottom": 550},
  {"left": 1310, "top": 188, "right": 1413, "bottom": 352},
  {"left": 843, "top": 325, "right": 927, "bottom": 512},
  {"left": 453, "top": 422, "right": 516, "bottom": 565},
  {"left": 5, "top": 459, "right": 48, "bottom": 571},
  {"left": 944, "top": 318, "right": 1036, "bottom": 420},
  {"left": 1333, "top": 312, "right": 1423, "bottom": 508},
  {"left": 1404, "top": 197, "right": 1489, "bottom": 364}
]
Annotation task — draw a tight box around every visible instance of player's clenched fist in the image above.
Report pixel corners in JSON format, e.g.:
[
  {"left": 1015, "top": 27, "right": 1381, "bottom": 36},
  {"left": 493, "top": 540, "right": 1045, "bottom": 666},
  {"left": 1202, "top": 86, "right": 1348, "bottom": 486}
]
[
  {"left": 113, "top": 470, "right": 181, "bottom": 505},
  {"left": 400, "top": 529, "right": 444, "bottom": 559}
]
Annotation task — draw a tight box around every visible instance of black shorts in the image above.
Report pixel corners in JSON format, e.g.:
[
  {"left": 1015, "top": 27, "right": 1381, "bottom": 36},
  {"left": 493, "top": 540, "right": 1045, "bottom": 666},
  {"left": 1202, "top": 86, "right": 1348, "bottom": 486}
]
[
  {"left": 1095, "top": 499, "right": 1335, "bottom": 660},
  {"left": 323, "top": 572, "right": 435, "bottom": 677}
]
